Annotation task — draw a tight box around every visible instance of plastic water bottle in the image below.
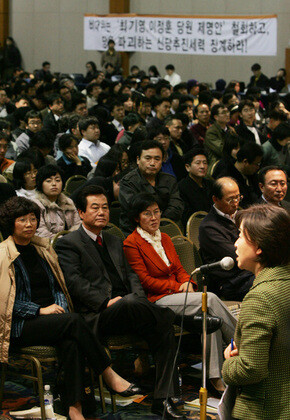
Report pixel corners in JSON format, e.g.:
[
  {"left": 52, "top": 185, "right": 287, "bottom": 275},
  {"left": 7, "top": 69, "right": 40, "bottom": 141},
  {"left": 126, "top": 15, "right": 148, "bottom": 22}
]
[{"left": 44, "top": 384, "right": 54, "bottom": 408}]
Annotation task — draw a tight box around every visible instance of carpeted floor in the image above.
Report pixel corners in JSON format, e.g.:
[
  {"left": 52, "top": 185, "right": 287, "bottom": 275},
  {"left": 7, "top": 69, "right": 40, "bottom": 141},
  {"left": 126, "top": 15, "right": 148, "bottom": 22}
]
[{"left": 1, "top": 340, "right": 220, "bottom": 419}]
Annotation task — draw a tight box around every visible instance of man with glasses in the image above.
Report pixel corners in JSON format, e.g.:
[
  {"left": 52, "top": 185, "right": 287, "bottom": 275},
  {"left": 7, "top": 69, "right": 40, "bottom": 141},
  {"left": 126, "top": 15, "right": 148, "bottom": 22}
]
[
  {"left": 205, "top": 104, "right": 234, "bottom": 172},
  {"left": 199, "top": 177, "right": 254, "bottom": 300},
  {"left": 16, "top": 110, "right": 43, "bottom": 154},
  {"left": 215, "top": 142, "right": 263, "bottom": 207}
]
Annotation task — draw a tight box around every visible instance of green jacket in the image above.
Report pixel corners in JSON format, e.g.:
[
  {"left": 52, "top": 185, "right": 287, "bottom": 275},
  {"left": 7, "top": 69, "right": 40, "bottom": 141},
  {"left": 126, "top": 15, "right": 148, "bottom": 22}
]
[
  {"left": 204, "top": 122, "right": 228, "bottom": 172},
  {"left": 222, "top": 265, "right": 290, "bottom": 420}
]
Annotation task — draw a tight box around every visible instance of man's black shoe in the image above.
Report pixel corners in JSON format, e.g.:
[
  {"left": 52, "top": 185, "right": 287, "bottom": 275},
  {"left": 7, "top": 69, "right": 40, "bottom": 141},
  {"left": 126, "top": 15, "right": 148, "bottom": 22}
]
[
  {"left": 151, "top": 398, "right": 186, "bottom": 419},
  {"left": 182, "top": 314, "right": 223, "bottom": 334}
]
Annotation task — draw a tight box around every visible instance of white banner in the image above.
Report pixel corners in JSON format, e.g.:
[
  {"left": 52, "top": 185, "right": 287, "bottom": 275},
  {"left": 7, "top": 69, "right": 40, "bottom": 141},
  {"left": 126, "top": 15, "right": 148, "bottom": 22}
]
[{"left": 84, "top": 15, "right": 277, "bottom": 56}]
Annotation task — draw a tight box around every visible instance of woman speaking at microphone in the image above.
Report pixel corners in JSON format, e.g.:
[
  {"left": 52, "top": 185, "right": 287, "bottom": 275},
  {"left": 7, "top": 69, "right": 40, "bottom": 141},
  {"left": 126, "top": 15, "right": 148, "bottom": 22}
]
[
  {"left": 223, "top": 204, "right": 290, "bottom": 420},
  {"left": 123, "top": 192, "right": 237, "bottom": 395}
]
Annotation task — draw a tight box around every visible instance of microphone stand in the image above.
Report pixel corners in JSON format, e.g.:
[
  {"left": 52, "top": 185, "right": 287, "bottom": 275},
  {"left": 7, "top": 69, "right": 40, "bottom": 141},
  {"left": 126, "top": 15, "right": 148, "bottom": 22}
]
[{"left": 190, "top": 270, "right": 207, "bottom": 420}]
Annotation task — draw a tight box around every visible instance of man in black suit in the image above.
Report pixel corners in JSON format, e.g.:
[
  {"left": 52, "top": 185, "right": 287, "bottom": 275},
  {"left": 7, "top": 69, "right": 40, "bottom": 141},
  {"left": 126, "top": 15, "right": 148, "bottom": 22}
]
[
  {"left": 258, "top": 166, "right": 290, "bottom": 212},
  {"left": 215, "top": 141, "right": 263, "bottom": 208},
  {"left": 247, "top": 63, "right": 269, "bottom": 91},
  {"left": 199, "top": 177, "right": 254, "bottom": 300},
  {"left": 43, "top": 93, "right": 64, "bottom": 137},
  {"left": 55, "top": 185, "right": 185, "bottom": 419}
]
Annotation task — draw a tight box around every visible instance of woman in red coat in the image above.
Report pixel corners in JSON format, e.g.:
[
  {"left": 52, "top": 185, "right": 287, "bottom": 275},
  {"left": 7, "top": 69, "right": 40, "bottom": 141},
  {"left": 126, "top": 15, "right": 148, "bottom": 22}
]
[{"left": 123, "top": 192, "right": 237, "bottom": 395}]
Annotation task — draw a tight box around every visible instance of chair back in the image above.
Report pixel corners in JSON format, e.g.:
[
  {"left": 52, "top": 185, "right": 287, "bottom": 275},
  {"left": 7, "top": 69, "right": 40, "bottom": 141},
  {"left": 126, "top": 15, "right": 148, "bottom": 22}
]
[
  {"left": 64, "top": 175, "right": 87, "bottom": 196},
  {"left": 159, "top": 218, "right": 183, "bottom": 238},
  {"left": 51, "top": 230, "right": 70, "bottom": 248},
  {"left": 186, "top": 211, "right": 208, "bottom": 249},
  {"left": 171, "top": 235, "right": 203, "bottom": 291},
  {"left": 209, "top": 159, "right": 220, "bottom": 177},
  {"left": 104, "top": 222, "right": 125, "bottom": 240}
]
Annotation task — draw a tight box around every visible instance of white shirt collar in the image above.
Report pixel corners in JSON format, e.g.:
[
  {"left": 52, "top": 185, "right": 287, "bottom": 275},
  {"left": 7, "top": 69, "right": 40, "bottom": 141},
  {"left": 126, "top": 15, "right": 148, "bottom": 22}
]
[
  {"left": 81, "top": 138, "right": 100, "bottom": 148},
  {"left": 82, "top": 224, "right": 103, "bottom": 241},
  {"left": 213, "top": 204, "right": 236, "bottom": 222}
]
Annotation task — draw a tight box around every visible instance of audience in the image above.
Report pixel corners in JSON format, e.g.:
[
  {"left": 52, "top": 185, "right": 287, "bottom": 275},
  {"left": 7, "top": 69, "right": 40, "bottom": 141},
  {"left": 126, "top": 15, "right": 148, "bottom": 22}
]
[{"left": 1, "top": 55, "right": 290, "bottom": 416}]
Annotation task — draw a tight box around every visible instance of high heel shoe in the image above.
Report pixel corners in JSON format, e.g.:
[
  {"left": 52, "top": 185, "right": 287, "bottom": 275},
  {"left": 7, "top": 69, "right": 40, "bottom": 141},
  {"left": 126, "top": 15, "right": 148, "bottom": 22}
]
[{"left": 106, "top": 382, "right": 143, "bottom": 397}]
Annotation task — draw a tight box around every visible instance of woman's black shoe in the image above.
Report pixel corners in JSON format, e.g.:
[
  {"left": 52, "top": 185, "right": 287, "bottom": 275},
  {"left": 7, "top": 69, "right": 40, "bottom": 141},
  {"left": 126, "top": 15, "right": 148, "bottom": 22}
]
[{"left": 106, "top": 382, "right": 142, "bottom": 397}]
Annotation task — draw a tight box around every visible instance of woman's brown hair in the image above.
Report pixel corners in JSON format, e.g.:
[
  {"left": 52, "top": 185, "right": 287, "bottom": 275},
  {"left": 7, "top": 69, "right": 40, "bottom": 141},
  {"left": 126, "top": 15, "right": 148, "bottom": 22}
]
[{"left": 236, "top": 204, "right": 290, "bottom": 268}]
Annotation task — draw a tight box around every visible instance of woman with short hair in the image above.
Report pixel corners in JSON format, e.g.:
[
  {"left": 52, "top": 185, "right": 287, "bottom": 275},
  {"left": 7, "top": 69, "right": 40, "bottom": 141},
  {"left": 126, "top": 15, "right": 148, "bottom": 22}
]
[
  {"left": 123, "top": 192, "right": 237, "bottom": 395},
  {"left": 0, "top": 196, "right": 139, "bottom": 420},
  {"left": 33, "top": 164, "right": 81, "bottom": 239},
  {"left": 223, "top": 204, "right": 290, "bottom": 420}
]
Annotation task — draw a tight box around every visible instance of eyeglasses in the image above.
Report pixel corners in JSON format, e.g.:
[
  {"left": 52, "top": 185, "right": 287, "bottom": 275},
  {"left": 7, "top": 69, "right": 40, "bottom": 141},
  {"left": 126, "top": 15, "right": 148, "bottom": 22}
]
[
  {"left": 225, "top": 194, "right": 243, "bottom": 204},
  {"left": 141, "top": 209, "right": 161, "bottom": 219},
  {"left": 16, "top": 216, "right": 38, "bottom": 225}
]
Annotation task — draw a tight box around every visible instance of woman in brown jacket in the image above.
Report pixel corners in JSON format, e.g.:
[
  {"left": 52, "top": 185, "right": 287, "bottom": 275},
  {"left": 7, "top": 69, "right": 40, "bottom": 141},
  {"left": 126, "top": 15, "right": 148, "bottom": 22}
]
[{"left": 0, "top": 197, "right": 139, "bottom": 420}]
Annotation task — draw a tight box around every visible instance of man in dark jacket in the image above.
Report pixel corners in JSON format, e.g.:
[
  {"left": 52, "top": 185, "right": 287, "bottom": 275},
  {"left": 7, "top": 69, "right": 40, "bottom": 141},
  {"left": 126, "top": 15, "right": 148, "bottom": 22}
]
[
  {"left": 119, "top": 140, "right": 184, "bottom": 235},
  {"left": 179, "top": 148, "right": 213, "bottom": 226},
  {"left": 199, "top": 177, "right": 254, "bottom": 300},
  {"left": 215, "top": 142, "right": 263, "bottom": 208},
  {"left": 150, "top": 126, "right": 187, "bottom": 181},
  {"left": 247, "top": 63, "right": 269, "bottom": 91}
]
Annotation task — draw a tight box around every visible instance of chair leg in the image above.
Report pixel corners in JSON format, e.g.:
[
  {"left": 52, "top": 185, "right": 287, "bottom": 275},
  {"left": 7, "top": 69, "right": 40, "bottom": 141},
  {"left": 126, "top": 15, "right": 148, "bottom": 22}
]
[
  {"left": 110, "top": 392, "right": 117, "bottom": 413},
  {"left": 98, "top": 375, "right": 106, "bottom": 414},
  {"left": 30, "top": 356, "right": 46, "bottom": 420},
  {"left": 0, "top": 363, "right": 7, "bottom": 409},
  {"left": 31, "top": 362, "right": 38, "bottom": 395}
]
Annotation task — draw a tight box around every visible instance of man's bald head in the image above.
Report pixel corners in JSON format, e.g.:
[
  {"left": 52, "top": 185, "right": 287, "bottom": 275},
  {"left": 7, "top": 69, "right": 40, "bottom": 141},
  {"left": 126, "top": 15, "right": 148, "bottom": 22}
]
[{"left": 213, "top": 177, "right": 241, "bottom": 215}]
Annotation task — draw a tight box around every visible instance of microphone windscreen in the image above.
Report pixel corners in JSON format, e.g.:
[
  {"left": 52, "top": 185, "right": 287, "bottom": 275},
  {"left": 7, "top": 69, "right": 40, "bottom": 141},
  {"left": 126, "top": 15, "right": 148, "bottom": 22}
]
[{"left": 220, "top": 257, "right": 235, "bottom": 271}]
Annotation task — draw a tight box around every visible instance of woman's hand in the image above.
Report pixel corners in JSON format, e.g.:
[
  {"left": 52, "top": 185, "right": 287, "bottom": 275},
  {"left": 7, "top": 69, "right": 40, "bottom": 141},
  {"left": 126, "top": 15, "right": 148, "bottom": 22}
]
[
  {"left": 65, "top": 152, "right": 82, "bottom": 166},
  {"left": 224, "top": 341, "right": 239, "bottom": 359},
  {"left": 178, "top": 281, "right": 194, "bottom": 293},
  {"left": 39, "top": 304, "right": 65, "bottom": 315}
]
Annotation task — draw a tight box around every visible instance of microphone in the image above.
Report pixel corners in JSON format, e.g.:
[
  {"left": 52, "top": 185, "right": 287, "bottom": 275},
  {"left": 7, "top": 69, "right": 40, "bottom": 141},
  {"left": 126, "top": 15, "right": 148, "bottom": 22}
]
[{"left": 191, "top": 257, "right": 234, "bottom": 276}]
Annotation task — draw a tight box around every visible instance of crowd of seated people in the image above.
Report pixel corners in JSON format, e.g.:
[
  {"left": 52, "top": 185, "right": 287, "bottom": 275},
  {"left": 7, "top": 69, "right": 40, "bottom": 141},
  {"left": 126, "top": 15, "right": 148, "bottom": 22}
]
[{"left": 0, "top": 57, "right": 290, "bottom": 418}]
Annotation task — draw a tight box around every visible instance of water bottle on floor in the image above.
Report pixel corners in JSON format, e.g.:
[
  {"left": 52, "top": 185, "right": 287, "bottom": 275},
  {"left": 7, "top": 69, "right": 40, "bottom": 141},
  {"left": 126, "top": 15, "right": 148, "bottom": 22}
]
[{"left": 44, "top": 384, "right": 54, "bottom": 408}]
